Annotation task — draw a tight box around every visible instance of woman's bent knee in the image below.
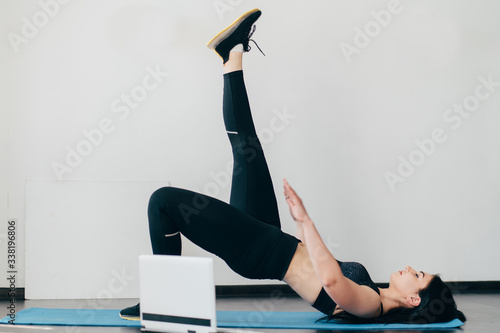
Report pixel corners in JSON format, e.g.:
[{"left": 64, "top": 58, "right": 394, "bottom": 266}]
[
  {"left": 150, "top": 186, "right": 182, "bottom": 203},
  {"left": 149, "top": 187, "right": 211, "bottom": 215}
]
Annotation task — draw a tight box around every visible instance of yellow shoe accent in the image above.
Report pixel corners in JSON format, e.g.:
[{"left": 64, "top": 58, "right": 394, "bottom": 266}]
[
  {"left": 206, "top": 8, "right": 261, "bottom": 52},
  {"left": 119, "top": 313, "right": 140, "bottom": 321}
]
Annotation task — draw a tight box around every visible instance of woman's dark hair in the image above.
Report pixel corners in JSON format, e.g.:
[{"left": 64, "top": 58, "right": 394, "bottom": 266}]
[{"left": 318, "top": 275, "right": 466, "bottom": 324}]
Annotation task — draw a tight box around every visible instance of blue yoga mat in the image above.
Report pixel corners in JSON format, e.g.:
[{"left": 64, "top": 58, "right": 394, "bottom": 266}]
[{"left": 0, "top": 308, "right": 464, "bottom": 330}]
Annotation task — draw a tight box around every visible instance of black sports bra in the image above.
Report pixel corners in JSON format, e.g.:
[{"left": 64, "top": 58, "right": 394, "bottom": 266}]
[{"left": 311, "top": 261, "right": 383, "bottom": 317}]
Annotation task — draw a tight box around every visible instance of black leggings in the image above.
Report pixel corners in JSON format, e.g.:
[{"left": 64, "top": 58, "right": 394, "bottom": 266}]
[{"left": 148, "top": 70, "right": 299, "bottom": 280}]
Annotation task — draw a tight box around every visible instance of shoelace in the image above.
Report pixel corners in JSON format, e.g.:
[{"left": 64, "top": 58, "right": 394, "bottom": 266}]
[{"left": 246, "top": 25, "right": 266, "bottom": 56}]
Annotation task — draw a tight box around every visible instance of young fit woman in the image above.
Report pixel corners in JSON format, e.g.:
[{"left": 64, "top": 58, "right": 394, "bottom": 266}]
[{"left": 120, "top": 9, "right": 466, "bottom": 324}]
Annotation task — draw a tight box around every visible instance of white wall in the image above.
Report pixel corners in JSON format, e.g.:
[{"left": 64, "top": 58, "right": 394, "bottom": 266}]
[
  {"left": 24, "top": 180, "right": 167, "bottom": 299},
  {"left": 0, "top": 1, "right": 10, "bottom": 282},
  {"left": 1, "top": 0, "right": 500, "bottom": 298}
]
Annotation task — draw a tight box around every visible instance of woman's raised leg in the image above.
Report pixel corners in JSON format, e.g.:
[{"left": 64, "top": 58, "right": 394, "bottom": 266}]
[
  {"left": 222, "top": 51, "right": 281, "bottom": 228},
  {"left": 207, "top": 8, "right": 280, "bottom": 227}
]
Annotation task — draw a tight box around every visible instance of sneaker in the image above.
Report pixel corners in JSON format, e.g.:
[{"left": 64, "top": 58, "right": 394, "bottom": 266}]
[
  {"left": 119, "top": 303, "right": 140, "bottom": 321},
  {"left": 207, "top": 8, "right": 264, "bottom": 64}
]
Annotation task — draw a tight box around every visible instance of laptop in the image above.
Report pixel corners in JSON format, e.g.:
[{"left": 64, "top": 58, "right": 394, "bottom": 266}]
[{"left": 139, "top": 255, "right": 217, "bottom": 333}]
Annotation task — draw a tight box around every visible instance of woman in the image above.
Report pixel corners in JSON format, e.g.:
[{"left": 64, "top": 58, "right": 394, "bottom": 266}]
[{"left": 120, "top": 9, "right": 466, "bottom": 324}]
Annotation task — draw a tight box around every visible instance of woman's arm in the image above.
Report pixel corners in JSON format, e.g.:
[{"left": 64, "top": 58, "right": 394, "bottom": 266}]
[
  {"left": 283, "top": 179, "right": 381, "bottom": 318},
  {"left": 295, "top": 221, "right": 306, "bottom": 244},
  {"left": 300, "top": 216, "right": 341, "bottom": 287},
  {"left": 283, "top": 179, "right": 344, "bottom": 285}
]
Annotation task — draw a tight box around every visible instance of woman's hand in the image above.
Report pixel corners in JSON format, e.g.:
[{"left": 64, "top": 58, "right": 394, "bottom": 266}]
[{"left": 283, "top": 179, "right": 309, "bottom": 223}]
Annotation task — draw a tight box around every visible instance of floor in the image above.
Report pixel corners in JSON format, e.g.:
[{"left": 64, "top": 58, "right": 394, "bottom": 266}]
[{"left": 0, "top": 293, "right": 498, "bottom": 332}]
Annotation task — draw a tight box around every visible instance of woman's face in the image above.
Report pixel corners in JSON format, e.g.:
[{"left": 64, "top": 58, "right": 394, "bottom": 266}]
[{"left": 389, "top": 265, "right": 434, "bottom": 300}]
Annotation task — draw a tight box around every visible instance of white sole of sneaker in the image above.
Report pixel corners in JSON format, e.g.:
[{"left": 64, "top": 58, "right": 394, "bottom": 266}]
[{"left": 206, "top": 8, "right": 261, "bottom": 50}]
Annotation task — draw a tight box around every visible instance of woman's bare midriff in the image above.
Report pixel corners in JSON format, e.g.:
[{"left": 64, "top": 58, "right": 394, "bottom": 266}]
[
  {"left": 283, "top": 243, "right": 382, "bottom": 318},
  {"left": 283, "top": 242, "right": 324, "bottom": 304}
]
